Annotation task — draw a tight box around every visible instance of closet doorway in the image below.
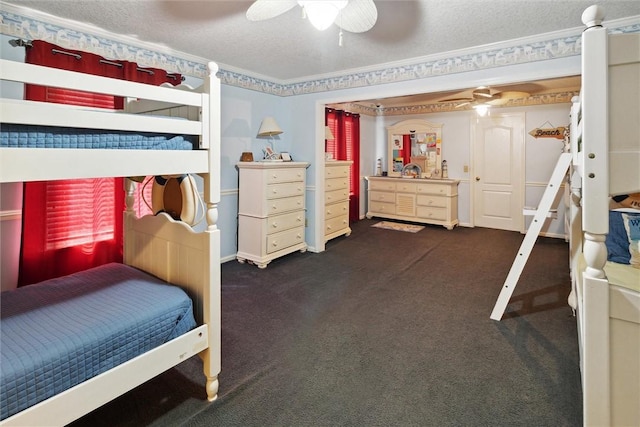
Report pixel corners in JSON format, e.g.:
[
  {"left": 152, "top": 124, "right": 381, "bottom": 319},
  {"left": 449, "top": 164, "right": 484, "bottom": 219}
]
[{"left": 472, "top": 113, "right": 525, "bottom": 231}]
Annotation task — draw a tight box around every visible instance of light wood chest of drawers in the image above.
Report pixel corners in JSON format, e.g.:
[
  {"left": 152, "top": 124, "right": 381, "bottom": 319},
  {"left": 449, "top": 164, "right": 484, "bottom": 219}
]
[
  {"left": 324, "top": 161, "right": 353, "bottom": 242},
  {"left": 366, "top": 176, "right": 459, "bottom": 230},
  {"left": 236, "top": 161, "right": 310, "bottom": 268}
]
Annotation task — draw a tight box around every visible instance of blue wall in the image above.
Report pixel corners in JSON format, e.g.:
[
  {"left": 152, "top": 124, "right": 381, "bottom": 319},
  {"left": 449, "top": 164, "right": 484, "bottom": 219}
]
[{"left": 0, "top": 18, "right": 589, "bottom": 288}]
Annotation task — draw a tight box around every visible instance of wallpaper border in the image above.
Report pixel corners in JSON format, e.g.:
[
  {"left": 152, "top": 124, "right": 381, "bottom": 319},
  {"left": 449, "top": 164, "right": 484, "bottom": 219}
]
[{"left": 1, "top": 4, "right": 639, "bottom": 98}]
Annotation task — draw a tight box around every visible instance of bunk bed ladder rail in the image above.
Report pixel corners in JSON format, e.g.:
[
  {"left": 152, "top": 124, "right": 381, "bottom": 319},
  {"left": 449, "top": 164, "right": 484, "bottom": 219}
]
[{"left": 490, "top": 152, "right": 572, "bottom": 321}]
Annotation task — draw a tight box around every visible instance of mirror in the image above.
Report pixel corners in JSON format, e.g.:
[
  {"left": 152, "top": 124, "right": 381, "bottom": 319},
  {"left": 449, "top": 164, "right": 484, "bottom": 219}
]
[{"left": 387, "top": 119, "right": 443, "bottom": 177}]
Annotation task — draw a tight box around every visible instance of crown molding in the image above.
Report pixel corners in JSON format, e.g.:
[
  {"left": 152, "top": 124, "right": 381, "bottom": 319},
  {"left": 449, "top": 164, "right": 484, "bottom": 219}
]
[
  {"left": 0, "top": 1, "right": 211, "bottom": 77},
  {"left": 1, "top": 1, "right": 638, "bottom": 97}
]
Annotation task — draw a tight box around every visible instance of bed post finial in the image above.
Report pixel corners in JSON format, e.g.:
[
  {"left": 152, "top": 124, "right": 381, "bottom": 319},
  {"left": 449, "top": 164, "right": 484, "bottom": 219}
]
[
  {"left": 582, "top": 5, "right": 605, "bottom": 28},
  {"left": 207, "top": 61, "right": 219, "bottom": 76}
]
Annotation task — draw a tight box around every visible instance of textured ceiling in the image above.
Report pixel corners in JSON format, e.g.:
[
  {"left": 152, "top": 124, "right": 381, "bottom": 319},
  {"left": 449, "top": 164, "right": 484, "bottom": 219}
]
[{"left": 5, "top": 0, "right": 640, "bottom": 82}]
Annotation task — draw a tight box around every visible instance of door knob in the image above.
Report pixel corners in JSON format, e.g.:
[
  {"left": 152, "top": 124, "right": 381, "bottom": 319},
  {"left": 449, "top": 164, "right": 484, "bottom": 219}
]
[{"left": 475, "top": 176, "right": 481, "bottom": 181}]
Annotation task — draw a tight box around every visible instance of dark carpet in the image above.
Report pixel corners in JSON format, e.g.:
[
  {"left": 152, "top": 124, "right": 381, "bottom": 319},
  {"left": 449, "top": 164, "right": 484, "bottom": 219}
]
[{"left": 72, "top": 220, "right": 581, "bottom": 427}]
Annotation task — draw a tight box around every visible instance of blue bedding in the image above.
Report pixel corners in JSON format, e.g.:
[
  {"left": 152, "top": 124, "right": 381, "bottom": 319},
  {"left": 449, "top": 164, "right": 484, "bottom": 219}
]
[
  {"left": 0, "top": 124, "right": 195, "bottom": 149},
  {"left": 0, "top": 263, "right": 197, "bottom": 420},
  {"left": 607, "top": 211, "right": 632, "bottom": 264}
]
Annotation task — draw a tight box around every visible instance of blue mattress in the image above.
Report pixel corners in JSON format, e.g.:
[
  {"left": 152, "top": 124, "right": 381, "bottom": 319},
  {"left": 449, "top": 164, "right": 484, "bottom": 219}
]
[
  {"left": 0, "top": 263, "right": 197, "bottom": 420},
  {"left": 0, "top": 124, "right": 195, "bottom": 149}
]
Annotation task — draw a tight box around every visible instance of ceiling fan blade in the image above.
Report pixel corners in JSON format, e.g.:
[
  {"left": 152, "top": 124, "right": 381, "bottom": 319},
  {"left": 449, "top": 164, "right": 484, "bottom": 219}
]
[
  {"left": 487, "top": 91, "right": 531, "bottom": 105},
  {"left": 246, "top": 0, "right": 297, "bottom": 21},
  {"left": 473, "top": 87, "right": 493, "bottom": 98},
  {"left": 499, "top": 91, "right": 531, "bottom": 100},
  {"left": 439, "top": 97, "right": 473, "bottom": 103},
  {"left": 336, "top": 0, "right": 378, "bottom": 33},
  {"left": 486, "top": 98, "right": 510, "bottom": 106},
  {"left": 455, "top": 101, "right": 471, "bottom": 108}
]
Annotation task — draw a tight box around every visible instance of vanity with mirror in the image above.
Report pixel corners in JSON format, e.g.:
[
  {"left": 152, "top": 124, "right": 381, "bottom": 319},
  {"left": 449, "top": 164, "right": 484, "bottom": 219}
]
[
  {"left": 366, "top": 119, "right": 459, "bottom": 230},
  {"left": 388, "top": 118, "right": 442, "bottom": 178}
]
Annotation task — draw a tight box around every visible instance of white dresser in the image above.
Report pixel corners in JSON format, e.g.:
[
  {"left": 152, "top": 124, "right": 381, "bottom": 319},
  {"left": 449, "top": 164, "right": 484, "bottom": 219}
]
[
  {"left": 324, "top": 160, "right": 353, "bottom": 242},
  {"left": 236, "top": 161, "right": 310, "bottom": 268},
  {"left": 366, "top": 177, "right": 459, "bottom": 230}
]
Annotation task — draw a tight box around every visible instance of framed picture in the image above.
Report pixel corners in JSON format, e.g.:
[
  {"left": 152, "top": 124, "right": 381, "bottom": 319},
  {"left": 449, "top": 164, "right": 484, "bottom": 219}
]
[{"left": 281, "top": 152, "right": 292, "bottom": 161}]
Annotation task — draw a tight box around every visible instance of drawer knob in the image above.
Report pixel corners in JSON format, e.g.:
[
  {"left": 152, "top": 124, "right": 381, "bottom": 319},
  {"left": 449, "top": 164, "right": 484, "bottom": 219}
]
[{"left": 272, "top": 222, "right": 278, "bottom": 228}]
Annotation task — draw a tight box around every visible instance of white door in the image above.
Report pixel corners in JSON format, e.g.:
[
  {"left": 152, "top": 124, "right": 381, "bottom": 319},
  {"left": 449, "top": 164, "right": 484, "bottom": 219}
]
[{"left": 473, "top": 113, "right": 525, "bottom": 231}]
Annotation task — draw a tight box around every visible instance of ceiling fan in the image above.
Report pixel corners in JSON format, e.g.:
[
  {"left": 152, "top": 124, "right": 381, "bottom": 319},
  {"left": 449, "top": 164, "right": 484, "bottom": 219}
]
[
  {"left": 246, "top": 0, "right": 378, "bottom": 33},
  {"left": 439, "top": 87, "right": 530, "bottom": 108}
]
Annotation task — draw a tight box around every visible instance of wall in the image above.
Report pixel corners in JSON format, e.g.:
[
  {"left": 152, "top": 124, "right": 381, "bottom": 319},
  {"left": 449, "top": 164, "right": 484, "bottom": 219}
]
[
  {"left": 522, "top": 104, "right": 572, "bottom": 237},
  {"left": 218, "top": 84, "right": 289, "bottom": 261},
  {"left": 282, "top": 57, "right": 580, "bottom": 251},
  {"left": 0, "top": 14, "right": 585, "bottom": 288}
]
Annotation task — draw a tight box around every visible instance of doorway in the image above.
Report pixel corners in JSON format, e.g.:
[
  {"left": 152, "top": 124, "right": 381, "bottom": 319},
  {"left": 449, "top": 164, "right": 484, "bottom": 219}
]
[{"left": 472, "top": 112, "right": 525, "bottom": 231}]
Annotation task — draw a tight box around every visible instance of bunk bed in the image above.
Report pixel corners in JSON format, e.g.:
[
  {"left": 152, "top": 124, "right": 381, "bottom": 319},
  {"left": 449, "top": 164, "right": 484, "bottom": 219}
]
[
  {"left": 0, "top": 58, "right": 222, "bottom": 425},
  {"left": 568, "top": 6, "right": 640, "bottom": 426}
]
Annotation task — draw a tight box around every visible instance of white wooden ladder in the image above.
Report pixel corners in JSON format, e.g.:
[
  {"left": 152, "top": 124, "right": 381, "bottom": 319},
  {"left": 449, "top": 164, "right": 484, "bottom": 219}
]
[{"left": 490, "top": 152, "right": 572, "bottom": 321}]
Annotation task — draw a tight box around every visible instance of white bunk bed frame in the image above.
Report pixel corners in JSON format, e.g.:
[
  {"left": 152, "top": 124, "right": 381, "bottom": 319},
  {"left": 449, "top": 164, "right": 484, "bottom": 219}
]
[
  {"left": 0, "top": 60, "right": 221, "bottom": 426},
  {"left": 569, "top": 6, "right": 640, "bottom": 427}
]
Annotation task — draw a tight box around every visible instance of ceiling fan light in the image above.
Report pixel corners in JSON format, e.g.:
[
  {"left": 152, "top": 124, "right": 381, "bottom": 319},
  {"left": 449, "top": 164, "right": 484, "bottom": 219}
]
[
  {"left": 473, "top": 104, "right": 489, "bottom": 116},
  {"left": 299, "top": 0, "right": 348, "bottom": 31}
]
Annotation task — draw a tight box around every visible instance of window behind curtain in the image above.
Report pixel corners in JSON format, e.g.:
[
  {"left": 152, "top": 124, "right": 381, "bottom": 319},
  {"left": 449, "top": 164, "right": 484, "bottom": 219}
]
[
  {"left": 45, "top": 179, "right": 116, "bottom": 250},
  {"left": 325, "top": 108, "right": 360, "bottom": 222},
  {"left": 18, "top": 41, "right": 180, "bottom": 286}
]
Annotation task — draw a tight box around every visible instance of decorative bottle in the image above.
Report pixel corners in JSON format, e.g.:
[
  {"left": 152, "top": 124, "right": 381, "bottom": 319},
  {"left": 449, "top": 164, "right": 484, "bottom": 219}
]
[{"left": 442, "top": 160, "right": 448, "bottom": 178}]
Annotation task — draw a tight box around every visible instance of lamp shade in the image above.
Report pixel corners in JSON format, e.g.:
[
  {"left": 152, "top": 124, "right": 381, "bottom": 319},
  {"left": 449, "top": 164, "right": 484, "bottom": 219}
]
[
  {"left": 325, "top": 126, "right": 334, "bottom": 140},
  {"left": 257, "top": 117, "right": 283, "bottom": 137}
]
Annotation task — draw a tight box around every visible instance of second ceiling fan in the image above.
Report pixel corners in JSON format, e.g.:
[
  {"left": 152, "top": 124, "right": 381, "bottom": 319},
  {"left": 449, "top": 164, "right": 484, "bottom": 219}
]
[{"left": 440, "top": 87, "right": 530, "bottom": 108}]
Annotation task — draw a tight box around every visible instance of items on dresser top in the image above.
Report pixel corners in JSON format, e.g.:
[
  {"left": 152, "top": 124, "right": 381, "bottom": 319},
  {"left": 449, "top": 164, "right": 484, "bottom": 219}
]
[
  {"left": 366, "top": 176, "right": 459, "bottom": 230},
  {"left": 236, "top": 161, "right": 310, "bottom": 268}
]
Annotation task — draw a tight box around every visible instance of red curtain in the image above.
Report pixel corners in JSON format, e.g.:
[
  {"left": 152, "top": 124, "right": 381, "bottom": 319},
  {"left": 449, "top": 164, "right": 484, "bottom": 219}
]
[
  {"left": 325, "top": 108, "right": 360, "bottom": 222},
  {"left": 18, "top": 41, "right": 181, "bottom": 286},
  {"left": 402, "top": 134, "right": 411, "bottom": 166}
]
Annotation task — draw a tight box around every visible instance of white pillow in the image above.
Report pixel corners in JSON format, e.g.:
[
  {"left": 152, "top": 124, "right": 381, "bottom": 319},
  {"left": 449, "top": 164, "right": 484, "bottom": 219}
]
[{"left": 622, "top": 213, "right": 640, "bottom": 269}]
